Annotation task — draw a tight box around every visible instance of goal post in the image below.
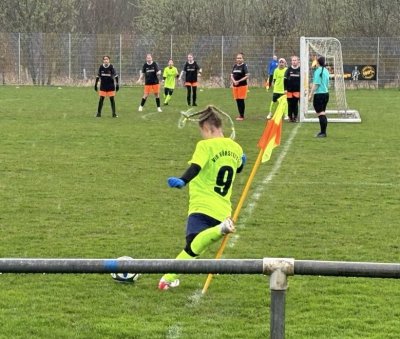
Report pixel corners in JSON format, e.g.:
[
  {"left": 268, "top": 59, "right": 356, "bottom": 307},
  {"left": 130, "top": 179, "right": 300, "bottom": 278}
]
[{"left": 299, "top": 37, "right": 361, "bottom": 123}]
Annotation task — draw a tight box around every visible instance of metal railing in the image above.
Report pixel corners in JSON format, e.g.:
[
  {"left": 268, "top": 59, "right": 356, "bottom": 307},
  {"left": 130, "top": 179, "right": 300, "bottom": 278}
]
[{"left": 1, "top": 258, "right": 399, "bottom": 339}]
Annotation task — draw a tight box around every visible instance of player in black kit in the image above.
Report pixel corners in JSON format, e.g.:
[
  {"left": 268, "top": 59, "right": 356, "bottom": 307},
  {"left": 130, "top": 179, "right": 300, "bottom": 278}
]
[
  {"left": 94, "top": 56, "right": 119, "bottom": 118},
  {"left": 284, "top": 56, "right": 301, "bottom": 122},
  {"left": 137, "top": 54, "right": 162, "bottom": 112},
  {"left": 230, "top": 53, "right": 249, "bottom": 121},
  {"left": 179, "top": 53, "right": 202, "bottom": 106}
]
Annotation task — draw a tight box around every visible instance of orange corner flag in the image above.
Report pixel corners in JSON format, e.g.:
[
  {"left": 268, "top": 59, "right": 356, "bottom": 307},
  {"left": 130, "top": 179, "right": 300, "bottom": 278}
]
[{"left": 258, "top": 95, "right": 287, "bottom": 162}]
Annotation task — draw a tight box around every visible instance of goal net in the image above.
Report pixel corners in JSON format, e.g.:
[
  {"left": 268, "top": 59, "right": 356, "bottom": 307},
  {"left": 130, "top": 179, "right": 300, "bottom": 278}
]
[{"left": 299, "top": 37, "right": 361, "bottom": 123}]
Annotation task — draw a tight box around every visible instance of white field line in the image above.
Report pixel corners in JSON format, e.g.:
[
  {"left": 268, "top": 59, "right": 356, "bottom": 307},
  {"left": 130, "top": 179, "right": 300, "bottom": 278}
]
[
  {"left": 265, "top": 181, "right": 399, "bottom": 187},
  {"left": 228, "top": 123, "right": 301, "bottom": 248},
  {"left": 141, "top": 110, "right": 162, "bottom": 120},
  {"left": 166, "top": 324, "right": 182, "bottom": 339}
]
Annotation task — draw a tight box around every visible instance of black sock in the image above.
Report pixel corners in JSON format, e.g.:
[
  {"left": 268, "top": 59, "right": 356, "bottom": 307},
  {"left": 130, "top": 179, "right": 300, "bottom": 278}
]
[
  {"left": 237, "top": 99, "right": 245, "bottom": 117},
  {"left": 156, "top": 97, "right": 160, "bottom": 107},
  {"left": 97, "top": 97, "right": 104, "bottom": 114},
  {"left": 110, "top": 97, "right": 116, "bottom": 115},
  {"left": 192, "top": 87, "right": 197, "bottom": 105},
  {"left": 319, "top": 115, "right": 328, "bottom": 133},
  {"left": 140, "top": 98, "right": 147, "bottom": 106},
  {"left": 186, "top": 86, "right": 191, "bottom": 105}
]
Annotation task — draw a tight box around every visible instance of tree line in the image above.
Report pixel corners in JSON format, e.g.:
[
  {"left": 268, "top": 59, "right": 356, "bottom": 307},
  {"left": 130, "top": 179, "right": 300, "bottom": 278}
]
[{"left": 1, "top": 0, "right": 400, "bottom": 37}]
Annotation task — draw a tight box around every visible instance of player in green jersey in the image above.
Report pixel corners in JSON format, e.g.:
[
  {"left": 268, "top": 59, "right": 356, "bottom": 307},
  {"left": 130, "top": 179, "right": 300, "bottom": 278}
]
[
  {"left": 158, "top": 105, "right": 246, "bottom": 290},
  {"left": 162, "top": 59, "right": 179, "bottom": 105},
  {"left": 267, "top": 58, "right": 288, "bottom": 120}
]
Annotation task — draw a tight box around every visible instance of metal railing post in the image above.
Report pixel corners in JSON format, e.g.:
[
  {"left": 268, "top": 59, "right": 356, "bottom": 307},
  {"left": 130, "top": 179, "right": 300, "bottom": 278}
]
[
  {"left": 18, "top": 33, "right": 21, "bottom": 84},
  {"left": 68, "top": 33, "right": 71, "bottom": 80},
  {"left": 269, "top": 270, "right": 288, "bottom": 339},
  {"left": 263, "top": 258, "right": 294, "bottom": 339}
]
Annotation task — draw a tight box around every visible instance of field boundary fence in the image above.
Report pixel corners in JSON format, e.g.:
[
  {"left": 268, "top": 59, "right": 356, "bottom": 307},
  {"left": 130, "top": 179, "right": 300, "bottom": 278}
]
[
  {"left": 1, "top": 258, "right": 399, "bottom": 339},
  {"left": 1, "top": 34, "right": 400, "bottom": 89}
]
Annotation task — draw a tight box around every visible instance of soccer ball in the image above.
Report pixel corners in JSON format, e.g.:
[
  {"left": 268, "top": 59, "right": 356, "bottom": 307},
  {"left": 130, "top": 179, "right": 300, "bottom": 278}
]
[{"left": 110, "top": 256, "right": 140, "bottom": 283}]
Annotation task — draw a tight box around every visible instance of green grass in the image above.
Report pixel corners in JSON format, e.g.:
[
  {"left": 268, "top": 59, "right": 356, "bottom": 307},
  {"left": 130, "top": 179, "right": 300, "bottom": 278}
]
[{"left": 0, "top": 86, "right": 399, "bottom": 338}]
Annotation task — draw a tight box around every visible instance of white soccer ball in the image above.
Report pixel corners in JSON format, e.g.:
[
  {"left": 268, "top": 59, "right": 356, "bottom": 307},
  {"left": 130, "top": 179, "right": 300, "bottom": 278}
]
[{"left": 111, "top": 256, "right": 139, "bottom": 283}]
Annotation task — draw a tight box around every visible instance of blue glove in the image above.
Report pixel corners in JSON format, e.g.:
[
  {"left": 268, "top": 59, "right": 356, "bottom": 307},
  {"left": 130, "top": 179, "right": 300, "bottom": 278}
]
[
  {"left": 167, "top": 177, "right": 185, "bottom": 188},
  {"left": 241, "top": 153, "right": 247, "bottom": 167}
]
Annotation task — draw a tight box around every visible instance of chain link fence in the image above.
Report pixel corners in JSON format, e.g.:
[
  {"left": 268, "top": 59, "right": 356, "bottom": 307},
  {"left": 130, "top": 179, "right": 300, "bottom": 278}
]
[{"left": 1, "top": 33, "right": 399, "bottom": 88}]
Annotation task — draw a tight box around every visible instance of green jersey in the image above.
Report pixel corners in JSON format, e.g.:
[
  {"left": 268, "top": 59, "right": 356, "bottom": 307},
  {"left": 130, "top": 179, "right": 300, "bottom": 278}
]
[
  {"left": 188, "top": 137, "right": 243, "bottom": 221},
  {"left": 273, "top": 67, "right": 287, "bottom": 94},
  {"left": 312, "top": 66, "right": 330, "bottom": 94},
  {"left": 163, "top": 66, "right": 179, "bottom": 89}
]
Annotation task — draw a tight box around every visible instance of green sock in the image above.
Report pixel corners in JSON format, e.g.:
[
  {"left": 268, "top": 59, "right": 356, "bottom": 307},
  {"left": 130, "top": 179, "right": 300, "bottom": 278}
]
[
  {"left": 269, "top": 101, "right": 275, "bottom": 113},
  {"left": 162, "top": 226, "right": 223, "bottom": 283},
  {"left": 162, "top": 250, "right": 194, "bottom": 282},
  {"left": 190, "top": 225, "right": 223, "bottom": 255},
  {"left": 164, "top": 95, "right": 171, "bottom": 103}
]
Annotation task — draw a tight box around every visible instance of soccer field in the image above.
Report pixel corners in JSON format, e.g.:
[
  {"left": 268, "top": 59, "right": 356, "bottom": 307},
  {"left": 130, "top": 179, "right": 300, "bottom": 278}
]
[{"left": 0, "top": 86, "right": 399, "bottom": 338}]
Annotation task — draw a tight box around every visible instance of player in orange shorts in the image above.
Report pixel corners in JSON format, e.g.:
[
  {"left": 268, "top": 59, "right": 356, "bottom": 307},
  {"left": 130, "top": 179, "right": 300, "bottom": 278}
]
[
  {"left": 137, "top": 54, "right": 162, "bottom": 112},
  {"left": 94, "top": 56, "right": 119, "bottom": 118},
  {"left": 284, "top": 55, "right": 301, "bottom": 122},
  {"left": 230, "top": 53, "right": 249, "bottom": 121}
]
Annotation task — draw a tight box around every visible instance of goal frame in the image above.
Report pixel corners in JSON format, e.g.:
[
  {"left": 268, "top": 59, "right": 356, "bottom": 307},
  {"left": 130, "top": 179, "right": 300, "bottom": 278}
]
[{"left": 299, "top": 37, "right": 361, "bottom": 123}]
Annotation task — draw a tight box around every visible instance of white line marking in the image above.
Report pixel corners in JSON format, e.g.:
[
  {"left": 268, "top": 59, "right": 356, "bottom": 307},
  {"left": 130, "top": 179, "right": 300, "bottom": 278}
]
[
  {"left": 267, "top": 181, "right": 398, "bottom": 187},
  {"left": 235, "top": 123, "right": 301, "bottom": 231},
  {"left": 187, "top": 289, "right": 203, "bottom": 307},
  {"left": 166, "top": 324, "right": 182, "bottom": 339},
  {"left": 182, "top": 123, "right": 302, "bottom": 313},
  {"left": 141, "top": 110, "right": 162, "bottom": 120}
]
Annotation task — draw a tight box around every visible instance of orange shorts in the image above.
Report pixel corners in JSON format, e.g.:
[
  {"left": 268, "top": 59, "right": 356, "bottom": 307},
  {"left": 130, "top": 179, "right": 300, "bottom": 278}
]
[
  {"left": 185, "top": 82, "right": 198, "bottom": 87},
  {"left": 232, "top": 85, "right": 248, "bottom": 100},
  {"left": 286, "top": 91, "right": 300, "bottom": 99},
  {"left": 99, "top": 90, "right": 115, "bottom": 97},
  {"left": 144, "top": 84, "right": 160, "bottom": 94}
]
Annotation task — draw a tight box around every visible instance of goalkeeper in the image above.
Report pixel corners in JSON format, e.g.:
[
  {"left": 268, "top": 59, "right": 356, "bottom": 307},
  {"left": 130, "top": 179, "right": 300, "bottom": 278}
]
[
  {"left": 162, "top": 59, "right": 179, "bottom": 105},
  {"left": 159, "top": 106, "right": 246, "bottom": 290}
]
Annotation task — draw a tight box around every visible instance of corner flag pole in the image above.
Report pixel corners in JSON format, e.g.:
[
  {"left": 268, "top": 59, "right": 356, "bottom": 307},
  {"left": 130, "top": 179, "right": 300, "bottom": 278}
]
[{"left": 201, "top": 147, "right": 265, "bottom": 294}]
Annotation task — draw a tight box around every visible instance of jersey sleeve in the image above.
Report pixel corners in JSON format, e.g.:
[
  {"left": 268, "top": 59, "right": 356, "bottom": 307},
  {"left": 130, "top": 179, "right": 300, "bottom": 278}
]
[{"left": 111, "top": 65, "right": 117, "bottom": 77}]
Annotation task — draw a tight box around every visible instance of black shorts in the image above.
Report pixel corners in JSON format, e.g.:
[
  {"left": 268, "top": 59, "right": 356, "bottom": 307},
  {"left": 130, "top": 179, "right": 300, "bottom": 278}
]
[
  {"left": 313, "top": 93, "right": 329, "bottom": 114},
  {"left": 186, "top": 213, "right": 220, "bottom": 237},
  {"left": 272, "top": 93, "right": 284, "bottom": 102},
  {"left": 164, "top": 87, "right": 174, "bottom": 95}
]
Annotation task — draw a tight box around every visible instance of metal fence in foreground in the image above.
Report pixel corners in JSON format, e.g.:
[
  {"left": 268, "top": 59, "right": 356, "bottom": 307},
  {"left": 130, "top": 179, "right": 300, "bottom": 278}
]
[{"left": 1, "top": 258, "right": 399, "bottom": 339}]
